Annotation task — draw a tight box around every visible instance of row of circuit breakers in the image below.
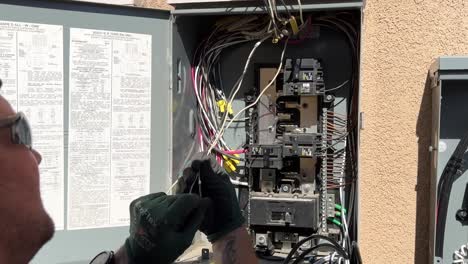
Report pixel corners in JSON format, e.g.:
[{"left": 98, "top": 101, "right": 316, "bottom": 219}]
[{"left": 242, "top": 57, "right": 349, "bottom": 253}]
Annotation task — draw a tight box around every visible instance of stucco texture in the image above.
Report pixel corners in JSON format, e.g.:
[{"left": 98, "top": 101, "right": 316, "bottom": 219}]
[
  {"left": 360, "top": 0, "right": 468, "bottom": 263},
  {"left": 139, "top": 0, "right": 468, "bottom": 262},
  {"left": 135, "top": 0, "right": 172, "bottom": 9}
]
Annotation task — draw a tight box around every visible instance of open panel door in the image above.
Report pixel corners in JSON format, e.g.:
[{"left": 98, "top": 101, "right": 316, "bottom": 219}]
[{"left": 0, "top": 1, "right": 171, "bottom": 263}]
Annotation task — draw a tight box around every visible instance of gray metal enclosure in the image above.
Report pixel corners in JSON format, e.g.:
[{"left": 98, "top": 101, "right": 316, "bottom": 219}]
[
  {"left": 171, "top": 12, "right": 360, "bottom": 180},
  {"left": 430, "top": 57, "right": 468, "bottom": 264},
  {"left": 0, "top": 0, "right": 363, "bottom": 263},
  {"left": 169, "top": 2, "right": 363, "bottom": 260}
]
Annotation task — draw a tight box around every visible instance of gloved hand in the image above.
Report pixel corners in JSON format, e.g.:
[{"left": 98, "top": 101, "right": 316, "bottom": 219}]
[
  {"left": 125, "top": 192, "right": 211, "bottom": 264},
  {"left": 177, "top": 152, "right": 245, "bottom": 242}
]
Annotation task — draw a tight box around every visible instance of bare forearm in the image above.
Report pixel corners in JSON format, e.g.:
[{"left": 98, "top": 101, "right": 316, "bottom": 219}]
[{"left": 212, "top": 227, "right": 258, "bottom": 264}]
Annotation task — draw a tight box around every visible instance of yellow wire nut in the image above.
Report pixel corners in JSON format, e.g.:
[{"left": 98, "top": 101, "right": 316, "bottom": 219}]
[
  {"left": 217, "top": 100, "right": 227, "bottom": 113},
  {"left": 289, "top": 16, "right": 300, "bottom": 35},
  {"left": 227, "top": 103, "right": 234, "bottom": 116},
  {"left": 223, "top": 154, "right": 240, "bottom": 173}
]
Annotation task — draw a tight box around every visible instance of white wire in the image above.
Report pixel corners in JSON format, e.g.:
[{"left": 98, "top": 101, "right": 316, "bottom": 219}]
[
  {"left": 266, "top": 0, "right": 279, "bottom": 37},
  {"left": 339, "top": 139, "right": 350, "bottom": 264},
  {"left": 231, "top": 179, "right": 249, "bottom": 186},
  {"left": 194, "top": 66, "right": 229, "bottom": 149},
  {"left": 270, "top": 0, "right": 284, "bottom": 23},
  {"left": 194, "top": 66, "right": 217, "bottom": 133},
  {"left": 167, "top": 177, "right": 180, "bottom": 194},
  {"left": 297, "top": 0, "right": 304, "bottom": 24},
  {"left": 453, "top": 243, "right": 468, "bottom": 263},
  {"left": 325, "top": 80, "right": 350, "bottom": 92},
  {"left": 207, "top": 36, "right": 270, "bottom": 152},
  {"left": 228, "top": 36, "right": 270, "bottom": 105},
  {"left": 208, "top": 38, "right": 289, "bottom": 153}
]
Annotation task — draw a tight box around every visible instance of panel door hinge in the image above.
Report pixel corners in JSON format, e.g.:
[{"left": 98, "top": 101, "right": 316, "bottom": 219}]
[{"left": 359, "top": 112, "right": 364, "bottom": 130}]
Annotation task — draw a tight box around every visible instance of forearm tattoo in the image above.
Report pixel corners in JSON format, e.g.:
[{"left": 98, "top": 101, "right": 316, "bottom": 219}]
[{"left": 222, "top": 236, "right": 238, "bottom": 264}]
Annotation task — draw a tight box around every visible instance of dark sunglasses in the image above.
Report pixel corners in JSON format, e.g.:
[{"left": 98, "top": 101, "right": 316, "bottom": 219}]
[{"left": 0, "top": 112, "right": 32, "bottom": 149}]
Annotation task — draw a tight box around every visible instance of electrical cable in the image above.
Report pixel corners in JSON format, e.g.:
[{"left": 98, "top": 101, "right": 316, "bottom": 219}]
[
  {"left": 214, "top": 36, "right": 271, "bottom": 147},
  {"left": 291, "top": 244, "right": 346, "bottom": 264},
  {"left": 351, "top": 241, "right": 363, "bottom": 264},
  {"left": 257, "top": 253, "right": 286, "bottom": 262},
  {"left": 436, "top": 131, "right": 468, "bottom": 258},
  {"left": 208, "top": 38, "right": 289, "bottom": 153},
  {"left": 277, "top": 0, "right": 291, "bottom": 17},
  {"left": 283, "top": 235, "right": 349, "bottom": 264},
  {"left": 186, "top": 13, "right": 361, "bottom": 262},
  {"left": 325, "top": 80, "right": 349, "bottom": 92},
  {"left": 297, "top": 0, "right": 304, "bottom": 24}
]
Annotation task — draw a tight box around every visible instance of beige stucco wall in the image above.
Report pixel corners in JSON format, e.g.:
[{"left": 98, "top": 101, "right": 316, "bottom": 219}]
[
  {"left": 360, "top": 0, "right": 468, "bottom": 263},
  {"left": 135, "top": 0, "right": 172, "bottom": 9},
  {"left": 135, "top": 0, "right": 468, "bottom": 262}
]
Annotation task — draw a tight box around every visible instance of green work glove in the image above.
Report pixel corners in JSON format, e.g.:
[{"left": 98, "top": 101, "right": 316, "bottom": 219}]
[
  {"left": 125, "top": 192, "right": 211, "bottom": 264},
  {"left": 177, "top": 153, "right": 245, "bottom": 242}
]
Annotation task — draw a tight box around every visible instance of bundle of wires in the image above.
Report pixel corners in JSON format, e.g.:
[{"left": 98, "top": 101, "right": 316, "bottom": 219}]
[
  {"left": 322, "top": 111, "right": 349, "bottom": 190},
  {"left": 168, "top": 0, "right": 304, "bottom": 193},
  {"left": 189, "top": 5, "right": 361, "bottom": 264},
  {"left": 318, "top": 14, "right": 361, "bottom": 263},
  {"left": 191, "top": 1, "right": 303, "bottom": 164},
  {"left": 436, "top": 131, "right": 468, "bottom": 259},
  {"left": 192, "top": 16, "right": 274, "bottom": 162}
]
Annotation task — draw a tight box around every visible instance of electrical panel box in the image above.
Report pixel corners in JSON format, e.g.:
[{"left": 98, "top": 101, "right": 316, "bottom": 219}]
[
  {"left": 430, "top": 57, "right": 468, "bottom": 264},
  {"left": 171, "top": 1, "right": 363, "bottom": 263},
  {"left": 0, "top": 0, "right": 363, "bottom": 263}
]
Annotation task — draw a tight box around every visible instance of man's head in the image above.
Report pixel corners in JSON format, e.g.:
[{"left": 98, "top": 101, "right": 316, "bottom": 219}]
[{"left": 0, "top": 95, "right": 54, "bottom": 263}]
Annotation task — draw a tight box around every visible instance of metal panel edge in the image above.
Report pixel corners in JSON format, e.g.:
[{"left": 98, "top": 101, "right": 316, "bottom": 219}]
[
  {"left": 1, "top": 0, "right": 170, "bottom": 17},
  {"left": 0, "top": 1, "right": 172, "bottom": 263},
  {"left": 429, "top": 60, "right": 441, "bottom": 264},
  {"left": 355, "top": 4, "right": 363, "bottom": 245},
  {"left": 171, "top": 2, "right": 363, "bottom": 15},
  {"left": 167, "top": 14, "right": 175, "bottom": 192},
  {"left": 438, "top": 56, "right": 468, "bottom": 71}
]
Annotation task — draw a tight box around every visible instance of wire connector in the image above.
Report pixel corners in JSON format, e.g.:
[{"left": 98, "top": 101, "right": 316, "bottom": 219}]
[
  {"left": 217, "top": 100, "right": 227, "bottom": 113},
  {"left": 335, "top": 204, "right": 347, "bottom": 213},
  {"left": 328, "top": 217, "right": 342, "bottom": 227},
  {"left": 223, "top": 154, "right": 240, "bottom": 173},
  {"left": 289, "top": 16, "right": 300, "bottom": 35},
  {"left": 217, "top": 100, "right": 234, "bottom": 117}
]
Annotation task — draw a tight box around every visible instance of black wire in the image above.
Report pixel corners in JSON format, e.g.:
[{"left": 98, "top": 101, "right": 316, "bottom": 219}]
[
  {"left": 436, "top": 131, "right": 468, "bottom": 258},
  {"left": 283, "top": 235, "right": 349, "bottom": 264},
  {"left": 278, "top": 0, "right": 292, "bottom": 17},
  {"left": 291, "top": 244, "right": 345, "bottom": 264},
  {"left": 351, "top": 241, "right": 363, "bottom": 264},
  {"left": 257, "top": 253, "right": 285, "bottom": 262},
  {"left": 330, "top": 97, "right": 346, "bottom": 108}
]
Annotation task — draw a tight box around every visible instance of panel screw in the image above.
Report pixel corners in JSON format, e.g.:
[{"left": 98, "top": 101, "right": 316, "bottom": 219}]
[{"left": 456, "top": 209, "right": 468, "bottom": 221}]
